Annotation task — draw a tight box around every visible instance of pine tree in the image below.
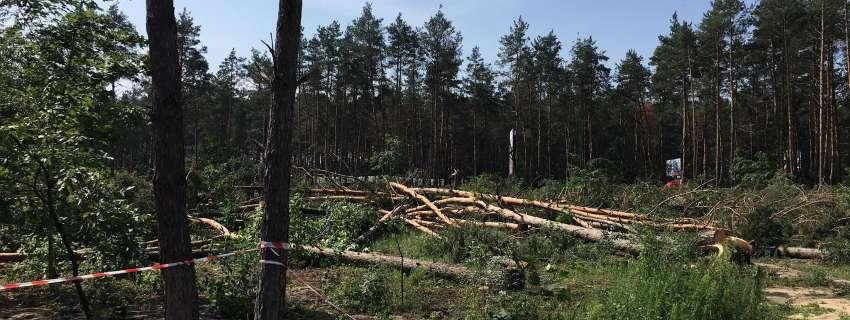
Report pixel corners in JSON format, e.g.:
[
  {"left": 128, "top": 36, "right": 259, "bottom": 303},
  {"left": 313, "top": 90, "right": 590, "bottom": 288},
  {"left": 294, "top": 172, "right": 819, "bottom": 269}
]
[
  {"left": 616, "top": 50, "right": 653, "bottom": 178},
  {"left": 569, "top": 37, "right": 610, "bottom": 163},
  {"left": 464, "top": 46, "right": 496, "bottom": 175},
  {"left": 422, "top": 8, "right": 462, "bottom": 178}
]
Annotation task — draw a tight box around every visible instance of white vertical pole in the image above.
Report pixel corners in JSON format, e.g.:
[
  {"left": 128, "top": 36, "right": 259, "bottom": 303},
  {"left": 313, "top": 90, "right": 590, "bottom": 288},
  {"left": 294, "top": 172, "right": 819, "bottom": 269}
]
[{"left": 509, "top": 129, "right": 516, "bottom": 178}]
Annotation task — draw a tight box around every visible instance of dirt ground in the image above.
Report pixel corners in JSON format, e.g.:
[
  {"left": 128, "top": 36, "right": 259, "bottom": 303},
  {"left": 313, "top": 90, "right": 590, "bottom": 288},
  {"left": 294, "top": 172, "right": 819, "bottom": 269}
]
[{"left": 759, "top": 261, "right": 850, "bottom": 320}]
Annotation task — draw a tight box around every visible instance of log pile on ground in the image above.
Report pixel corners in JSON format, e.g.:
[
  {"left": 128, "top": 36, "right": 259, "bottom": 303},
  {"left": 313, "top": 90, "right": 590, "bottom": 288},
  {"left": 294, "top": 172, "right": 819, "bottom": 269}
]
[{"left": 290, "top": 182, "right": 823, "bottom": 260}]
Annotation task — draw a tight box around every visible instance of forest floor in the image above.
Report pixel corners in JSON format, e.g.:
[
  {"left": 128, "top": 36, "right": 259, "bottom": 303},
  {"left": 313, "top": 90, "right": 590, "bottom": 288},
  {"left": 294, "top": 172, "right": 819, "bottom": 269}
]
[
  {"left": 2, "top": 253, "right": 850, "bottom": 319},
  {"left": 4, "top": 175, "right": 850, "bottom": 319},
  {"left": 757, "top": 259, "right": 850, "bottom": 320}
]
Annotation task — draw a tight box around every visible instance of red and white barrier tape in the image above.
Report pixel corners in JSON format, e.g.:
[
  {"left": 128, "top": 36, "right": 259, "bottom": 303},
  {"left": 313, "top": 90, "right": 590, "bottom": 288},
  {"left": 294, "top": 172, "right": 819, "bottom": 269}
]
[
  {"left": 259, "top": 241, "right": 290, "bottom": 267},
  {"left": 1, "top": 241, "right": 291, "bottom": 292}
]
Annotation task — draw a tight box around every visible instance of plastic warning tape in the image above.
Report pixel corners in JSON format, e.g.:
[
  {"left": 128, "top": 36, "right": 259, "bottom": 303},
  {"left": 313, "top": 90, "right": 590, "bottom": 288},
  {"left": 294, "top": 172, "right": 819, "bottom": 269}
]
[
  {"left": 0, "top": 251, "right": 243, "bottom": 291},
  {"left": 260, "top": 241, "right": 290, "bottom": 250},
  {"left": 0, "top": 241, "right": 292, "bottom": 292}
]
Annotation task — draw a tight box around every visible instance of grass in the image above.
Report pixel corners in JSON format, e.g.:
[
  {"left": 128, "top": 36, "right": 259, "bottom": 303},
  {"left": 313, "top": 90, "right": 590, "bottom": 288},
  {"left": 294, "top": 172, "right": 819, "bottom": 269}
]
[{"left": 355, "top": 227, "right": 787, "bottom": 320}]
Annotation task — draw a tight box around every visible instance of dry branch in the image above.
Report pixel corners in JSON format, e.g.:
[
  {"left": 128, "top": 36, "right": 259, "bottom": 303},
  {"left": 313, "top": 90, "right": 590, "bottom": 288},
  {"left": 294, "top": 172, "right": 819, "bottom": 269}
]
[
  {"left": 471, "top": 200, "right": 641, "bottom": 255},
  {"left": 188, "top": 217, "right": 233, "bottom": 237}
]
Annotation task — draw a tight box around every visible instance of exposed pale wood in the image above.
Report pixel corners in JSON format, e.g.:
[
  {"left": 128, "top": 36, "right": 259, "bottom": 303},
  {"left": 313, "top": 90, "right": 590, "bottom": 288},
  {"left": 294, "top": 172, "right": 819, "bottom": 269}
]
[
  {"left": 189, "top": 217, "right": 233, "bottom": 237},
  {"left": 390, "top": 182, "right": 455, "bottom": 226},
  {"left": 774, "top": 246, "right": 824, "bottom": 259},
  {"left": 300, "top": 245, "right": 475, "bottom": 280},
  {"left": 404, "top": 218, "right": 444, "bottom": 239},
  {"left": 472, "top": 200, "right": 641, "bottom": 255},
  {"left": 451, "top": 218, "right": 520, "bottom": 230}
]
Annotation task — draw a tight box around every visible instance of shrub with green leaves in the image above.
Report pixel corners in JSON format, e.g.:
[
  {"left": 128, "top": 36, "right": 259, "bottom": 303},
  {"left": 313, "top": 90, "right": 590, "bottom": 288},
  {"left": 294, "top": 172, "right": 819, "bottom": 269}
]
[
  {"left": 730, "top": 152, "right": 776, "bottom": 188},
  {"left": 290, "top": 198, "right": 378, "bottom": 250},
  {"left": 368, "top": 134, "right": 406, "bottom": 176}
]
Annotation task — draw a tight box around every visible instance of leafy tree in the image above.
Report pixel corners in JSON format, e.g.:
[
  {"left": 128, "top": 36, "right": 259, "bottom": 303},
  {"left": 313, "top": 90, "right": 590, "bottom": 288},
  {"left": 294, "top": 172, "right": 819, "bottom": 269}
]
[{"left": 0, "top": 2, "right": 146, "bottom": 317}]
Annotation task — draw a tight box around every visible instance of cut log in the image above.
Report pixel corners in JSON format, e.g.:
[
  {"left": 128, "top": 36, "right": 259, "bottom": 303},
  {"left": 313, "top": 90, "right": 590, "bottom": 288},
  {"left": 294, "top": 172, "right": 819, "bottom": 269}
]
[
  {"left": 300, "top": 245, "right": 474, "bottom": 280},
  {"left": 404, "top": 218, "right": 444, "bottom": 239},
  {"left": 390, "top": 182, "right": 454, "bottom": 226},
  {"left": 471, "top": 200, "right": 641, "bottom": 255},
  {"left": 773, "top": 246, "right": 825, "bottom": 259},
  {"left": 0, "top": 252, "right": 25, "bottom": 263}
]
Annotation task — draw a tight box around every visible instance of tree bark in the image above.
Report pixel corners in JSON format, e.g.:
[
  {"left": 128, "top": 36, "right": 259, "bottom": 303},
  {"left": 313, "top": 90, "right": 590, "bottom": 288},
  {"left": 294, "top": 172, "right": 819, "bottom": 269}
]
[
  {"left": 146, "top": 0, "right": 200, "bottom": 318},
  {"left": 301, "top": 246, "right": 475, "bottom": 280},
  {"left": 254, "top": 1, "right": 302, "bottom": 319}
]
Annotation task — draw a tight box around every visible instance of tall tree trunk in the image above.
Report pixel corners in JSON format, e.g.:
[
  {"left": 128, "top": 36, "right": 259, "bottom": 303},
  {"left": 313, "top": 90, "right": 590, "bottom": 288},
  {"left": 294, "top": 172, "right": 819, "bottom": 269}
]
[
  {"left": 146, "top": 1, "right": 200, "bottom": 319},
  {"left": 784, "top": 17, "right": 798, "bottom": 178},
  {"left": 728, "top": 18, "right": 737, "bottom": 160},
  {"left": 254, "top": 1, "right": 301, "bottom": 319},
  {"left": 715, "top": 31, "right": 723, "bottom": 182},
  {"left": 818, "top": 0, "right": 826, "bottom": 185}
]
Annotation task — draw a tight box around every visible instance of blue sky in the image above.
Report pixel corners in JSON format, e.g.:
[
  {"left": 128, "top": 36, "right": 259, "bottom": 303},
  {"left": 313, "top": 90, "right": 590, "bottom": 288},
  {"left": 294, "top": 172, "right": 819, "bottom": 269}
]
[{"left": 115, "top": 0, "right": 724, "bottom": 71}]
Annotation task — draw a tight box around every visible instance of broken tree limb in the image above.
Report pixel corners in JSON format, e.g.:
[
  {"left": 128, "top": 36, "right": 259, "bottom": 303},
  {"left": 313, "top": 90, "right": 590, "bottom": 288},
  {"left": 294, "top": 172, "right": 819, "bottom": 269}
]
[
  {"left": 390, "top": 182, "right": 454, "bottom": 226},
  {"left": 404, "top": 218, "right": 444, "bottom": 239},
  {"left": 188, "top": 217, "right": 233, "bottom": 238},
  {"left": 572, "top": 216, "right": 593, "bottom": 229},
  {"left": 355, "top": 205, "right": 408, "bottom": 244},
  {"left": 451, "top": 218, "right": 520, "bottom": 230},
  {"left": 0, "top": 252, "right": 25, "bottom": 263}
]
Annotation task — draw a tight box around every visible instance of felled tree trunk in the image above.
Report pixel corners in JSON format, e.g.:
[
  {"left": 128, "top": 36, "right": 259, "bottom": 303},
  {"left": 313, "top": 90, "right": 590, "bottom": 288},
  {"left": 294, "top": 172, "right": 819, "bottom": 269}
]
[
  {"left": 301, "top": 246, "right": 474, "bottom": 280},
  {"left": 390, "top": 182, "right": 455, "bottom": 225},
  {"left": 773, "top": 246, "right": 825, "bottom": 259},
  {"left": 474, "top": 200, "right": 642, "bottom": 255}
]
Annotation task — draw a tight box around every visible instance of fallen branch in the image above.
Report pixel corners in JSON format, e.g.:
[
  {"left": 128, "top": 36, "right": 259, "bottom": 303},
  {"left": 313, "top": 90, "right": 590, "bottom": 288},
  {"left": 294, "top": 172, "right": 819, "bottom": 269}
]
[
  {"left": 390, "top": 182, "right": 454, "bottom": 226},
  {"left": 355, "top": 205, "right": 408, "bottom": 244},
  {"left": 404, "top": 218, "right": 444, "bottom": 239},
  {"left": 472, "top": 200, "right": 641, "bottom": 255},
  {"left": 188, "top": 217, "right": 233, "bottom": 237}
]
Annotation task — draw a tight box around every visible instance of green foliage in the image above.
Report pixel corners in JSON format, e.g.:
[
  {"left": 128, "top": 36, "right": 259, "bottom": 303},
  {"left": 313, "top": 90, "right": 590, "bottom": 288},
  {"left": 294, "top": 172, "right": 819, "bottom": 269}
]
[
  {"left": 568, "top": 237, "right": 774, "bottom": 320},
  {"left": 290, "top": 197, "right": 378, "bottom": 250},
  {"left": 368, "top": 134, "right": 406, "bottom": 175},
  {"left": 0, "top": 1, "right": 148, "bottom": 276},
  {"left": 200, "top": 251, "right": 259, "bottom": 320},
  {"left": 730, "top": 152, "right": 776, "bottom": 188},
  {"left": 193, "top": 159, "right": 260, "bottom": 226},
  {"left": 562, "top": 167, "right": 614, "bottom": 207},
  {"left": 461, "top": 173, "right": 525, "bottom": 195},
  {"left": 333, "top": 267, "right": 394, "bottom": 314},
  {"left": 198, "top": 205, "right": 265, "bottom": 320}
]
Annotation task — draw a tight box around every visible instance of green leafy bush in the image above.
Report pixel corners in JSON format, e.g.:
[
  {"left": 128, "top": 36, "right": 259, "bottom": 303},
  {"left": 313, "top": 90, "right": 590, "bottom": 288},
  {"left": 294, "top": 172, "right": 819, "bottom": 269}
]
[
  {"left": 290, "top": 198, "right": 378, "bottom": 250},
  {"left": 561, "top": 167, "right": 614, "bottom": 207},
  {"left": 368, "top": 134, "right": 406, "bottom": 175},
  {"left": 730, "top": 152, "right": 776, "bottom": 188}
]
